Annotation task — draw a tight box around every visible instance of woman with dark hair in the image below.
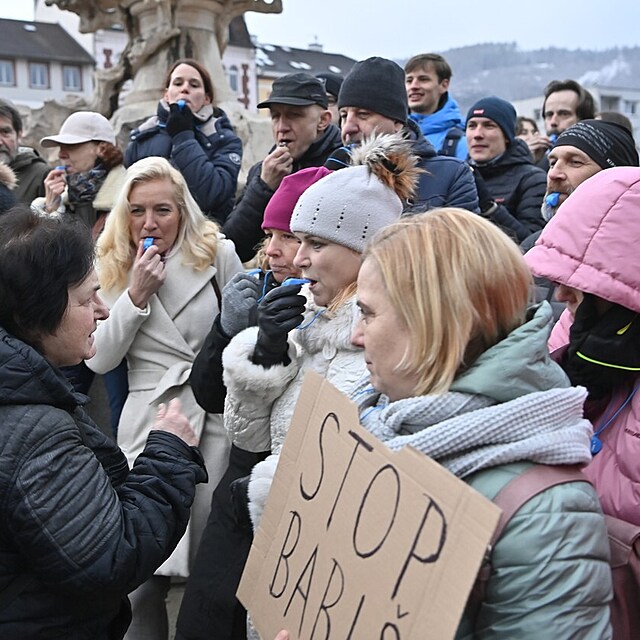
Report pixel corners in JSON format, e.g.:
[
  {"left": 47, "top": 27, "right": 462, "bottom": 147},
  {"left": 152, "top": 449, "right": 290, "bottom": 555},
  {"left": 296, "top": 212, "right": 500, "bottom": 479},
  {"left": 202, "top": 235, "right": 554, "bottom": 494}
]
[
  {"left": 125, "top": 58, "right": 243, "bottom": 224},
  {"left": 0, "top": 207, "right": 206, "bottom": 639},
  {"left": 33, "top": 111, "right": 126, "bottom": 239},
  {"left": 86, "top": 156, "right": 243, "bottom": 640}
]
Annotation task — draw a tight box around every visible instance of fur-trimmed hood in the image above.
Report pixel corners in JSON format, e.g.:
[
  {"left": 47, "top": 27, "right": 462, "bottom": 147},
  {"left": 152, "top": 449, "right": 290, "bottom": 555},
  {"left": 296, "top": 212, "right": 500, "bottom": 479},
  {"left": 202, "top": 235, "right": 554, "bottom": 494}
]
[{"left": 0, "top": 162, "right": 17, "bottom": 190}]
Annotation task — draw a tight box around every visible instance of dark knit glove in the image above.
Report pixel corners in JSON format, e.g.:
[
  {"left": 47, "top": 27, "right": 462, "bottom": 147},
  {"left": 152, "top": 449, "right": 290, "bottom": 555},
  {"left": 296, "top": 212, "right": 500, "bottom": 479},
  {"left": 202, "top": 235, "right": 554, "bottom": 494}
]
[
  {"left": 220, "top": 272, "right": 263, "bottom": 338},
  {"left": 166, "top": 102, "right": 194, "bottom": 137},
  {"left": 252, "top": 283, "right": 306, "bottom": 368}
]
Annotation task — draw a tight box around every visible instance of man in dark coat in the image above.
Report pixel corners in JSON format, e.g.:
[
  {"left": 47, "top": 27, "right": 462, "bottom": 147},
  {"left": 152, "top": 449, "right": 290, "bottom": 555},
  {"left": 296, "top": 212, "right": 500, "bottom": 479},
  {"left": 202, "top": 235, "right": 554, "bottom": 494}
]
[
  {"left": 0, "top": 99, "right": 48, "bottom": 205},
  {"left": 334, "top": 56, "right": 479, "bottom": 214},
  {"left": 222, "top": 73, "right": 341, "bottom": 262},
  {"left": 466, "top": 96, "right": 547, "bottom": 242}
]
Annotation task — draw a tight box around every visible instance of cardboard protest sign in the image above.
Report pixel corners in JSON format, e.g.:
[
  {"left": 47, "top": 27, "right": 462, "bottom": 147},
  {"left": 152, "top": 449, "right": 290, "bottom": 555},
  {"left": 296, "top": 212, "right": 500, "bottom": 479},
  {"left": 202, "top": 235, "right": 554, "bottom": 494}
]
[{"left": 238, "top": 371, "right": 501, "bottom": 639}]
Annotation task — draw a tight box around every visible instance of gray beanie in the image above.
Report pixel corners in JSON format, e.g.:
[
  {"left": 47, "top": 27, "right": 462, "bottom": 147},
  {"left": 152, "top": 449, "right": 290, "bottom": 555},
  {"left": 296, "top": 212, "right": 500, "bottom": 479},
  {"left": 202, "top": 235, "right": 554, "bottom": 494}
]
[
  {"left": 338, "top": 57, "right": 408, "bottom": 124},
  {"left": 290, "top": 164, "right": 403, "bottom": 254}
]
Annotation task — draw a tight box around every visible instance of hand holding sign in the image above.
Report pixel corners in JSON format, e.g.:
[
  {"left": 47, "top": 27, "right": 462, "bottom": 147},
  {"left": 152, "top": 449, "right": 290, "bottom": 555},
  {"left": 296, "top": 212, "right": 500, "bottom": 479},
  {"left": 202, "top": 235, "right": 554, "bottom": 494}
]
[{"left": 238, "top": 372, "right": 500, "bottom": 640}]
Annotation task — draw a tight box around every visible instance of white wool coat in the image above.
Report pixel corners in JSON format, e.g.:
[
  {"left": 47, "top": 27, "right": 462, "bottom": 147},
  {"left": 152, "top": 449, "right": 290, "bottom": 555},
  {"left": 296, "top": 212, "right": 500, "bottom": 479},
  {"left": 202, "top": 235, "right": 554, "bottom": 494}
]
[
  {"left": 222, "top": 295, "right": 366, "bottom": 455},
  {"left": 87, "top": 240, "right": 242, "bottom": 576}
]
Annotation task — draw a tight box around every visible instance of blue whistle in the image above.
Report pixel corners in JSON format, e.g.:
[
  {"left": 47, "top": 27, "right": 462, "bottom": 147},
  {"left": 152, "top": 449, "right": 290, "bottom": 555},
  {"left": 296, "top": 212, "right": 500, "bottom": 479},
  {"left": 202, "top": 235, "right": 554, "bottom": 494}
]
[
  {"left": 545, "top": 192, "right": 561, "bottom": 207},
  {"left": 283, "top": 277, "right": 311, "bottom": 287},
  {"left": 55, "top": 165, "right": 66, "bottom": 171},
  {"left": 247, "top": 268, "right": 262, "bottom": 276},
  {"left": 549, "top": 133, "right": 558, "bottom": 144},
  {"left": 143, "top": 237, "right": 154, "bottom": 251},
  {"left": 177, "top": 99, "right": 186, "bottom": 110}
]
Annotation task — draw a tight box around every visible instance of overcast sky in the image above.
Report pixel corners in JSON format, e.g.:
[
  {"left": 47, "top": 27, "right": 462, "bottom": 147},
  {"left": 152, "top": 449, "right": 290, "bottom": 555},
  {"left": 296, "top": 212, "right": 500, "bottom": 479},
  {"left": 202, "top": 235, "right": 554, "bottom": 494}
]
[
  {"left": 243, "top": 0, "right": 640, "bottom": 60},
  {"left": 2, "top": 0, "right": 639, "bottom": 61}
]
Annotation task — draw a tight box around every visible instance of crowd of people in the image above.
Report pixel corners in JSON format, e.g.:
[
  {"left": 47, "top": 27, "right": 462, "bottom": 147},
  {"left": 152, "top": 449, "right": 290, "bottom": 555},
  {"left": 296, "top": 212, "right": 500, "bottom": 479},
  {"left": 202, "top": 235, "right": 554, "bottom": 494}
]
[{"left": 1, "top": 47, "right": 639, "bottom": 640}]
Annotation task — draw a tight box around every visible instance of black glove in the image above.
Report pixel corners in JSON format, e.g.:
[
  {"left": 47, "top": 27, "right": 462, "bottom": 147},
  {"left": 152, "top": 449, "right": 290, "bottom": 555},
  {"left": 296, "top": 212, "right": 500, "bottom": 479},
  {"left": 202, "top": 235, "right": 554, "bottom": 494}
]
[
  {"left": 252, "top": 283, "right": 306, "bottom": 367},
  {"left": 165, "top": 102, "right": 194, "bottom": 137},
  {"left": 470, "top": 166, "right": 496, "bottom": 215},
  {"left": 229, "top": 474, "right": 253, "bottom": 530}
]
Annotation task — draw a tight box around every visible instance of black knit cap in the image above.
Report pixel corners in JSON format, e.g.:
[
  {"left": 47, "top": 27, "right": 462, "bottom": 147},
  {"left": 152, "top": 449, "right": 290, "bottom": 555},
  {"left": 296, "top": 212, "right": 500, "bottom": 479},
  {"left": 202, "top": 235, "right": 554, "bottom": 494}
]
[
  {"left": 338, "top": 57, "right": 408, "bottom": 123},
  {"left": 554, "top": 119, "right": 639, "bottom": 169},
  {"left": 257, "top": 73, "right": 328, "bottom": 109},
  {"left": 466, "top": 96, "right": 517, "bottom": 143}
]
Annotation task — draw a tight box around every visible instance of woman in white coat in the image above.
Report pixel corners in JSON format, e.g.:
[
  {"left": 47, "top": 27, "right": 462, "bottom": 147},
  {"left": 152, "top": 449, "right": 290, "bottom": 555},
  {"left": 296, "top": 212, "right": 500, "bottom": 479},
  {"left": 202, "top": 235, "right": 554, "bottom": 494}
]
[{"left": 86, "top": 156, "right": 243, "bottom": 640}]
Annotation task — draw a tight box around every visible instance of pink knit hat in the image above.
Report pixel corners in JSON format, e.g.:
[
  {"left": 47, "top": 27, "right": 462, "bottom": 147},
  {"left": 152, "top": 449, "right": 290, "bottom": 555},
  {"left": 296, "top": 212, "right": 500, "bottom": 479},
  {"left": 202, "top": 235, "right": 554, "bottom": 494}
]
[{"left": 262, "top": 166, "right": 332, "bottom": 232}]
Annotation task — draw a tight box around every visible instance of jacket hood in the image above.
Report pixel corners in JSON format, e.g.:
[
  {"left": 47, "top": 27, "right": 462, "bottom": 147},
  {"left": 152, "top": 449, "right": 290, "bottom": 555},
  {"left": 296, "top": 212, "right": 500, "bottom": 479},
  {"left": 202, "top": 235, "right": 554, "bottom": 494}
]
[
  {"left": 0, "top": 162, "right": 17, "bottom": 189},
  {"left": 9, "top": 147, "right": 48, "bottom": 172},
  {"left": 403, "top": 118, "right": 436, "bottom": 159},
  {"left": 409, "top": 94, "right": 465, "bottom": 136},
  {"left": 0, "top": 327, "right": 80, "bottom": 411},
  {"left": 525, "top": 167, "right": 640, "bottom": 314},
  {"left": 451, "top": 302, "right": 570, "bottom": 402}
]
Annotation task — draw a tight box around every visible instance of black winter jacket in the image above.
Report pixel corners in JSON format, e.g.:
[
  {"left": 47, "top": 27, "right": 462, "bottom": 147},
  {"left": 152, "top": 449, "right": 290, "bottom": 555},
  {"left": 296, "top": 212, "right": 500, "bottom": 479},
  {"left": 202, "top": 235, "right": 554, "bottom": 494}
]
[
  {"left": 473, "top": 138, "right": 547, "bottom": 242},
  {"left": 10, "top": 147, "right": 48, "bottom": 205},
  {"left": 125, "top": 102, "right": 243, "bottom": 224},
  {"left": 222, "top": 124, "right": 343, "bottom": 262},
  {"left": 0, "top": 327, "right": 207, "bottom": 639}
]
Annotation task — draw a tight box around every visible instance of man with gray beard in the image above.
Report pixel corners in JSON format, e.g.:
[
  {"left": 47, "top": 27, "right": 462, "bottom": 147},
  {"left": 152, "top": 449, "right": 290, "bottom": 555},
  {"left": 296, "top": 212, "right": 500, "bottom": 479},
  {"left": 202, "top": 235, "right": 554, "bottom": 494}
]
[{"left": 0, "top": 100, "right": 49, "bottom": 205}]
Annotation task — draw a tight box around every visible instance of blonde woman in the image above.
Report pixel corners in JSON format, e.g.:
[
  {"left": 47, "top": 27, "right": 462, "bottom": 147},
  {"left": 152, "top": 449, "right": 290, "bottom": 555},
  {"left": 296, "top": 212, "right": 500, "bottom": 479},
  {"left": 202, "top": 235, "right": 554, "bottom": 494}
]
[
  {"left": 86, "top": 156, "right": 242, "bottom": 640},
  {"left": 351, "top": 209, "right": 611, "bottom": 638}
]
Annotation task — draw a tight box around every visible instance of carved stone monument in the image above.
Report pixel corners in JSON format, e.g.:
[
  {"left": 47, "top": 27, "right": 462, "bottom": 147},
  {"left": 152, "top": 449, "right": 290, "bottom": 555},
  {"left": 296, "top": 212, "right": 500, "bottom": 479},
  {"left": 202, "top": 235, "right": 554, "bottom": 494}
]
[{"left": 34, "top": 0, "right": 282, "bottom": 172}]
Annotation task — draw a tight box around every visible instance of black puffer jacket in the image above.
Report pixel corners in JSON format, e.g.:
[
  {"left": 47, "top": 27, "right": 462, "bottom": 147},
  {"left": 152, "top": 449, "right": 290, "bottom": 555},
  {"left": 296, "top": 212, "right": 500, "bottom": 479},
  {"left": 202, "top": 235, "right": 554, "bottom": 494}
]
[
  {"left": 125, "top": 102, "right": 243, "bottom": 224},
  {"left": 0, "top": 327, "right": 207, "bottom": 639},
  {"left": 222, "top": 124, "right": 343, "bottom": 262},
  {"left": 473, "top": 138, "right": 547, "bottom": 242},
  {"left": 404, "top": 119, "right": 479, "bottom": 214}
]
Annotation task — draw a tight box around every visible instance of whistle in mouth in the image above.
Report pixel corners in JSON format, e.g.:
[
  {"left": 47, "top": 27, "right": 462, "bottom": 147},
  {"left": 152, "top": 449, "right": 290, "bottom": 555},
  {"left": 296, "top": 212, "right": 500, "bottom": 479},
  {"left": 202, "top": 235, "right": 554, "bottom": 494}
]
[
  {"left": 545, "top": 192, "right": 561, "bottom": 208},
  {"left": 143, "top": 237, "right": 154, "bottom": 251}
]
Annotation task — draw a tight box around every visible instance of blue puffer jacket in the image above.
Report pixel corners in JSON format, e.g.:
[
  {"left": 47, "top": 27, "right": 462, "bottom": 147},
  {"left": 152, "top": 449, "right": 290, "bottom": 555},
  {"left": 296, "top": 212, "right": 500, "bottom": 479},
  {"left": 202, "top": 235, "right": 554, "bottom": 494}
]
[
  {"left": 0, "top": 327, "right": 207, "bottom": 639},
  {"left": 404, "top": 119, "right": 479, "bottom": 214},
  {"left": 409, "top": 93, "right": 468, "bottom": 160},
  {"left": 125, "top": 101, "right": 243, "bottom": 224}
]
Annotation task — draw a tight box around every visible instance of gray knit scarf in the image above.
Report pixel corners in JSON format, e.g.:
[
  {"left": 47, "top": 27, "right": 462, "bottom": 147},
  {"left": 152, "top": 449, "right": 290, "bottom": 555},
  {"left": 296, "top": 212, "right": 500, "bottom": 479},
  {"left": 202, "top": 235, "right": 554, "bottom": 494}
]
[{"left": 356, "top": 385, "right": 592, "bottom": 478}]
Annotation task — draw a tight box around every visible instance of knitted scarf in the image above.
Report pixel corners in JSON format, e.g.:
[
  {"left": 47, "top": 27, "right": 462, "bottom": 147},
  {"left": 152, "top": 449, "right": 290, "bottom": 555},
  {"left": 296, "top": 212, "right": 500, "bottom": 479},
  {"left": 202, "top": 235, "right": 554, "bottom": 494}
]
[
  {"left": 357, "top": 385, "right": 592, "bottom": 478},
  {"left": 66, "top": 163, "right": 108, "bottom": 204}
]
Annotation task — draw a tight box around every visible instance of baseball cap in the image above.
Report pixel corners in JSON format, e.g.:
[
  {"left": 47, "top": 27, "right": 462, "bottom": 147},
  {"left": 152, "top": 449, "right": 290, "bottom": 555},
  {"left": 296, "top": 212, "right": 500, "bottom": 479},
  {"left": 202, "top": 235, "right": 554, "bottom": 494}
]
[
  {"left": 257, "top": 73, "right": 328, "bottom": 109},
  {"left": 40, "top": 111, "right": 116, "bottom": 147}
]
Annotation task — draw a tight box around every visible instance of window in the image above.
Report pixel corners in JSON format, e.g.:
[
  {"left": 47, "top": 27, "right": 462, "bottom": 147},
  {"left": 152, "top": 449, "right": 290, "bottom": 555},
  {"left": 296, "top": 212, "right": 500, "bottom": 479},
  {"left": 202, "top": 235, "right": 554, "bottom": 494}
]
[
  {"left": 228, "top": 65, "right": 239, "bottom": 93},
  {"left": 62, "top": 65, "right": 82, "bottom": 91},
  {"left": 0, "top": 59, "right": 15, "bottom": 86},
  {"left": 623, "top": 100, "right": 637, "bottom": 116},
  {"left": 29, "top": 62, "right": 49, "bottom": 89}
]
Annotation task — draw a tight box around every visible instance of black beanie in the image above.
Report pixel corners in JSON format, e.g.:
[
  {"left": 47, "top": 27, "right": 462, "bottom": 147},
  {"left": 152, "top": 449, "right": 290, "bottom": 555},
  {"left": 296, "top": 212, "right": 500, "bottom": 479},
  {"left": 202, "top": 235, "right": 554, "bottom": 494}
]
[
  {"left": 466, "top": 96, "right": 517, "bottom": 143},
  {"left": 338, "top": 57, "right": 408, "bottom": 123},
  {"left": 554, "top": 119, "right": 639, "bottom": 169}
]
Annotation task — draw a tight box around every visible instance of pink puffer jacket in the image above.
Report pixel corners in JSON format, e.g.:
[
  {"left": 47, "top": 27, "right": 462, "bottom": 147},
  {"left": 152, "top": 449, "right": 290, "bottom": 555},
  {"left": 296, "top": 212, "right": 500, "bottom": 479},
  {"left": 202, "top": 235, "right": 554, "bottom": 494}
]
[{"left": 525, "top": 167, "right": 640, "bottom": 525}]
